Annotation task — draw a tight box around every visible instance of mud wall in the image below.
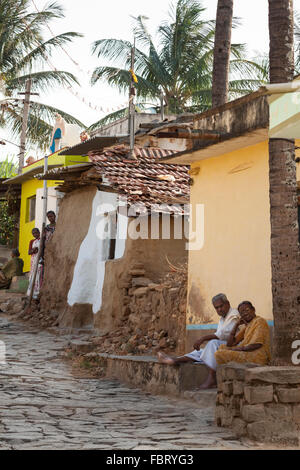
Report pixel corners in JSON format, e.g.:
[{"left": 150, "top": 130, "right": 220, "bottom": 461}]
[
  {"left": 40, "top": 186, "right": 97, "bottom": 328},
  {"left": 94, "top": 216, "right": 187, "bottom": 335},
  {"left": 41, "top": 187, "right": 188, "bottom": 339}
]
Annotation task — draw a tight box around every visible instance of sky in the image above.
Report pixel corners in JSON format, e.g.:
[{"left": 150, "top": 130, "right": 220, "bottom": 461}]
[{"left": 1, "top": 0, "right": 299, "bottom": 161}]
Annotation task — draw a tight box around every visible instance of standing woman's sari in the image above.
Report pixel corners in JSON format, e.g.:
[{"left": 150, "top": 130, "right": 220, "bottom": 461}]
[
  {"left": 27, "top": 238, "right": 43, "bottom": 300},
  {"left": 45, "top": 224, "right": 55, "bottom": 244}
]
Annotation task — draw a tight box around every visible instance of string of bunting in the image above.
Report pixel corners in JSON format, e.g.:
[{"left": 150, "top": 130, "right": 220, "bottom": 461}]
[{"left": 30, "top": 0, "right": 130, "bottom": 115}]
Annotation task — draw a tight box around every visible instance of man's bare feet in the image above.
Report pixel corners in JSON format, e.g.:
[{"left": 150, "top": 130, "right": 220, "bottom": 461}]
[
  {"left": 198, "top": 370, "right": 217, "bottom": 389},
  {"left": 198, "top": 380, "right": 217, "bottom": 390},
  {"left": 157, "top": 351, "right": 176, "bottom": 365}
]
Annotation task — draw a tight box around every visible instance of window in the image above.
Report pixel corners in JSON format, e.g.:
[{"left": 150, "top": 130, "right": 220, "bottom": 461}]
[
  {"left": 108, "top": 212, "right": 118, "bottom": 260},
  {"left": 27, "top": 196, "right": 36, "bottom": 223}
]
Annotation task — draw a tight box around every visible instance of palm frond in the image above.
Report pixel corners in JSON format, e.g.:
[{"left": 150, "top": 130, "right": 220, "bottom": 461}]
[
  {"left": 29, "top": 101, "right": 86, "bottom": 128},
  {"left": 10, "top": 32, "right": 83, "bottom": 74},
  {"left": 90, "top": 0, "right": 267, "bottom": 116},
  {"left": 6, "top": 70, "right": 79, "bottom": 94},
  {"left": 0, "top": 0, "right": 82, "bottom": 148},
  {"left": 3, "top": 105, "right": 52, "bottom": 150},
  {"left": 91, "top": 66, "right": 159, "bottom": 98}
]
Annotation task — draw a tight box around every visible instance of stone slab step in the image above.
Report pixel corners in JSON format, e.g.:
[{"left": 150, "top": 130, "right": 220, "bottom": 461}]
[{"left": 96, "top": 353, "right": 212, "bottom": 398}]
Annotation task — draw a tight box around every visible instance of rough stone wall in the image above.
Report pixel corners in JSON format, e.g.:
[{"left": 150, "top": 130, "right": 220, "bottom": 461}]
[
  {"left": 216, "top": 363, "right": 300, "bottom": 445},
  {"left": 92, "top": 263, "right": 187, "bottom": 355}
]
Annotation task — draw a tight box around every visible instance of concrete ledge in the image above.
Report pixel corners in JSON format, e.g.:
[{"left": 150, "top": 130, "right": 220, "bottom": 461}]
[{"left": 97, "top": 353, "right": 210, "bottom": 397}]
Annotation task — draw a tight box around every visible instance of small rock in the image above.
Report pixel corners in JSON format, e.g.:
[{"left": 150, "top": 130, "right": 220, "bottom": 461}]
[
  {"left": 128, "top": 269, "right": 146, "bottom": 277},
  {"left": 132, "top": 287, "right": 149, "bottom": 297},
  {"left": 131, "top": 277, "right": 153, "bottom": 288},
  {"left": 159, "top": 337, "right": 168, "bottom": 348},
  {"left": 158, "top": 330, "right": 167, "bottom": 339}
]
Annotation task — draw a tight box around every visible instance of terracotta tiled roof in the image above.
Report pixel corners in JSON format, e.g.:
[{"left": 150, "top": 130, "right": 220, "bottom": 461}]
[{"left": 87, "top": 145, "right": 191, "bottom": 214}]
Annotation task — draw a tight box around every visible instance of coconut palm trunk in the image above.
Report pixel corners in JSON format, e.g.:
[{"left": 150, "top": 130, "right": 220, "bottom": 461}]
[
  {"left": 212, "top": 0, "right": 233, "bottom": 107},
  {"left": 268, "top": 0, "right": 300, "bottom": 364}
]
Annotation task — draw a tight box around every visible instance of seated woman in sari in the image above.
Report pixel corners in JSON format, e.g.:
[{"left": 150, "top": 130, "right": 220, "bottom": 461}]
[
  {"left": 215, "top": 301, "right": 271, "bottom": 366},
  {"left": 0, "top": 249, "right": 24, "bottom": 289}
]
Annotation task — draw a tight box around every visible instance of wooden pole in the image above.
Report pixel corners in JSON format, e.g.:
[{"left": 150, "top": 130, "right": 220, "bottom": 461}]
[
  {"left": 18, "top": 79, "right": 32, "bottom": 174},
  {"left": 129, "top": 40, "right": 136, "bottom": 159},
  {"left": 160, "top": 90, "right": 165, "bottom": 121},
  {"left": 18, "top": 79, "right": 39, "bottom": 174}
]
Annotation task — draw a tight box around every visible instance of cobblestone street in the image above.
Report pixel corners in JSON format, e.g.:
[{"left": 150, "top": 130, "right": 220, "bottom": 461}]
[{"left": 0, "top": 315, "right": 259, "bottom": 450}]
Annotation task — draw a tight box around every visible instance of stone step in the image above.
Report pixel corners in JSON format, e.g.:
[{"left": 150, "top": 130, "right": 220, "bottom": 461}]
[{"left": 96, "top": 353, "right": 214, "bottom": 398}]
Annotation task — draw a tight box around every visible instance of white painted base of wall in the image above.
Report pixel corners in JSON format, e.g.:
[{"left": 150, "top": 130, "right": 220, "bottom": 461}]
[{"left": 67, "top": 191, "right": 128, "bottom": 314}]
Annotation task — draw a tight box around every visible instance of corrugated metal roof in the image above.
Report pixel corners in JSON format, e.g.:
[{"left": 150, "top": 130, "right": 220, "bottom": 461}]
[
  {"left": 2, "top": 164, "right": 64, "bottom": 185},
  {"left": 58, "top": 135, "right": 128, "bottom": 156}
]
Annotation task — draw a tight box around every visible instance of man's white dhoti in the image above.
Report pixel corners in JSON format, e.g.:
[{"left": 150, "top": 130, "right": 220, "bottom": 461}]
[
  {"left": 184, "top": 340, "right": 227, "bottom": 370},
  {"left": 184, "top": 307, "right": 240, "bottom": 370}
]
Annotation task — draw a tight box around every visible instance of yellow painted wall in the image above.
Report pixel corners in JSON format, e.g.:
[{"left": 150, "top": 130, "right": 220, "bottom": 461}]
[
  {"left": 21, "top": 153, "right": 87, "bottom": 174},
  {"left": 187, "top": 141, "right": 273, "bottom": 325},
  {"left": 19, "top": 178, "right": 57, "bottom": 272},
  {"left": 19, "top": 152, "right": 89, "bottom": 272}
]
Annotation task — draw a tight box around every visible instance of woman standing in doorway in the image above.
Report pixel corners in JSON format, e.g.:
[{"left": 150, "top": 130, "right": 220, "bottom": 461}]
[
  {"left": 27, "top": 228, "right": 43, "bottom": 300},
  {"left": 44, "top": 211, "right": 56, "bottom": 245}
]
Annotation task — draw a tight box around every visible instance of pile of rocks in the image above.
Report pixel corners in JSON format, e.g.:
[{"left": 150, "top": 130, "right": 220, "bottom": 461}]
[
  {"left": 17, "top": 303, "right": 60, "bottom": 328},
  {"left": 91, "top": 326, "right": 177, "bottom": 356},
  {"left": 216, "top": 362, "right": 300, "bottom": 445},
  {"left": 92, "top": 263, "right": 187, "bottom": 356},
  {"left": 0, "top": 292, "right": 59, "bottom": 329},
  {"left": 0, "top": 295, "right": 26, "bottom": 316}
]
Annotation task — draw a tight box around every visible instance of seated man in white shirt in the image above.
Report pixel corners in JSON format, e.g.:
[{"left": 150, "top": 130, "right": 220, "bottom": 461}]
[{"left": 157, "top": 293, "right": 240, "bottom": 389}]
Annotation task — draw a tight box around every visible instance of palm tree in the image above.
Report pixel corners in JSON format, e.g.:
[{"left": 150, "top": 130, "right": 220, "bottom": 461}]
[
  {"left": 268, "top": 0, "right": 300, "bottom": 365},
  {"left": 212, "top": 0, "right": 233, "bottom": 107},
  {"left": 0, "top": 0, "right": 85, "bottom": 149},
  {"left": 89, "top": 0, "right": 266, "bottom": 132}
]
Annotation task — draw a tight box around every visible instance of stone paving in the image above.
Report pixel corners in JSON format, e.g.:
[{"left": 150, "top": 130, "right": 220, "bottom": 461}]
[{"left": 0, "top": 315, "right": 259, "bottom": 450}]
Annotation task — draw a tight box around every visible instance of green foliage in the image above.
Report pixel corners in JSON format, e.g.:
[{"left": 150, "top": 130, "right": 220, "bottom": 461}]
[
  {"left": 0, "top": 0, "right": 85, "bottom": 148},
  {"left": 0, "top": 158, "right": 19, "bottom": 245},
  {"left": 90, "top": 0, "right": 268, "bottom": 126},
  {"left": 0, "top": 156, "right": 17, "bottom": 178},
  {"left": 0, "top": 200, "right": 15, "bottom": 246}
]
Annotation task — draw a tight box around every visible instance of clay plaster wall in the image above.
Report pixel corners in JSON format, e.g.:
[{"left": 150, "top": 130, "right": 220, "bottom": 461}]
[
  {"left": 94, "top": 216, "right": 188, "bottom": 334},
  {"left": 40, "top": 186, "right": 96, "bottom": 328},
  {"left": 41, "top": 186, "right": 188, "bottom": 332}
]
